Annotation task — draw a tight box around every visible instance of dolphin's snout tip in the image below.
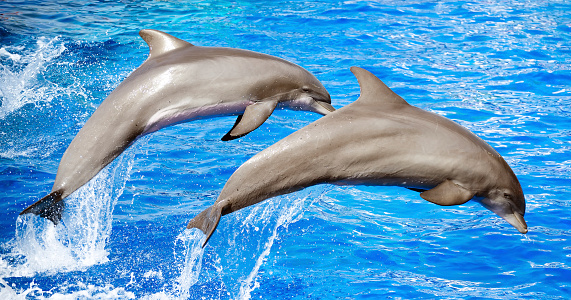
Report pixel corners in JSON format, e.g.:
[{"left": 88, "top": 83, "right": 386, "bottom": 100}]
[
  {"left": 493, "top": 206, "right": 528, "bottom": 234},
  {"left": 516, "top": 213, "right": 527, "bottom": 234},
  {"left": 315, "top": 101, "right": 336, "bottom": 115},
  {"left": 513, "top": 212, "right": 528, "bottom": 234},
  {"left": 517, "top": 222, "right": 528, "bottom": 234}
]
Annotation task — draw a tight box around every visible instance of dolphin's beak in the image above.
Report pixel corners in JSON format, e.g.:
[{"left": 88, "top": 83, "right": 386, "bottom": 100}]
[
  {"left": 481, "top": 200, "right": 528, "bottom": 234},
  {"left": 499, "top": 210, "right": 528, "bottom": 234},
  {"left": 311, "top": 100, "right": 336, "bottom": 115}
]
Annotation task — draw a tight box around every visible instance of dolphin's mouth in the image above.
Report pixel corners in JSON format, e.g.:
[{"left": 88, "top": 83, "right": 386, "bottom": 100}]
[
  {"left": 497, "top": 206, "right": 528, "bottom": 234},
  {"left": 479, "top": 199, "right": 528, "bottom": 234},
  {"left": 511, "top": 211, "right": 528, "bottom": 234},
  {"left": 313, "top": 100, "right": 335, "bottom": 115}
]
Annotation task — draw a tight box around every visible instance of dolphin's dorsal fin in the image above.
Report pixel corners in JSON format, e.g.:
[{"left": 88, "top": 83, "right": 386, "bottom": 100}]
[
  {"left": 139, "top": 29, "right": 193, "bottom": 58},
  {"left": 350, "top": 67, "right": 410, "bottom": 108}
]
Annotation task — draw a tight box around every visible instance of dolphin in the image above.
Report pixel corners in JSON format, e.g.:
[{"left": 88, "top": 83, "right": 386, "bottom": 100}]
[
  {"left": 20, "top": 29, "right": 334, "bottom": 224},
  {"left": 188, "top": 66, "right": 527, "bottom": 247}
]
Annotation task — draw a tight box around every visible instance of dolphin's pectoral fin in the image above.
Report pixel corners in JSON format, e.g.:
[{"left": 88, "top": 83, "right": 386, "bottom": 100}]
[
  {"left": 19, "top": 191, "right": 64, "bottom": 225},
  {"left": 187, "top": 204, "right": 223, "bottom": 248},
  {"left": 407, "top": 187, "right": 428, "bottom": 193},
  {"left": 221, "top": 100, "right": 278, "bottom": 141},
  {"left": 222, "top": 114, "right": 244, "bottom": 141},
  {"left": 420, "top": 180, "right": 475, "bottom": 206}
]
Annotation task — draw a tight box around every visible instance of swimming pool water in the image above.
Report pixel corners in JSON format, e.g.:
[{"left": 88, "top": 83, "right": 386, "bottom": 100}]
[{"left": 1, "top": 0, "right": 570, "bottom": 299}]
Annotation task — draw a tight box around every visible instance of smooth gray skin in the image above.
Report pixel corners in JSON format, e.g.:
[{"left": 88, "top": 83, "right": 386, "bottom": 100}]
[
  {"left": 188, "top": 66, "right": 527, "bottom": 247},
  {"left": 20, "top": 29, "right": 333, "bottom": 223}
]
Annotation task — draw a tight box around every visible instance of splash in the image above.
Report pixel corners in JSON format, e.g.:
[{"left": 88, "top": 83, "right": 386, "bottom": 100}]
[
  {"left": 139, "top": 230, "right": 206, "bottom": 300},
  {"left": 0, "top": 47, "right": 22, "bottom": 61},
  {"left": 234, "top": 194, "right": 309, "bottom": 299},
  {"left": 0, "top": 37, "right": 67, "bottom": 119},
  {"left": 173, "top": 230, "right": 206, "bottom": 299},
  {"left": 0, "top": 35, "right": 90, "bottom": 161},
  {"left": 177, "top": 187, "right": 323, "bottom": 299},
  {"left": 0, "top": 278, "right": 41, "bottom": 300},
  {"left": 139, "top": 187, "right": 324, "bottom": 300},
  {"left": 2, "top": 140, "right": 143, "bottom": 278},
  {"left": 0, "top": 278, "right": 135, "bottom": 300}
]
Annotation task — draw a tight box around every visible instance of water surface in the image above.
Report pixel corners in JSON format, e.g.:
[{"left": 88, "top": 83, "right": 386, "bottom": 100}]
[{"left": 1, "top": 0, "right": 570, "bottom": 299}]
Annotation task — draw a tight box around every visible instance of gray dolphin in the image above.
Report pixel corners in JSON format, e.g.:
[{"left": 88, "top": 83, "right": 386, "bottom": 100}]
[
  {"left": 188, "top": 66, "right": 527, "bottom": 247},
  {"left": 20, "top": 29, "right": 334, "bottom": 224}
]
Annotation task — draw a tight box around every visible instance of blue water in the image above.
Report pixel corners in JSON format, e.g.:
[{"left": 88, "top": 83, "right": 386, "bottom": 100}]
[{"left": 1, "top": 0, "right": 570, "bottom": 299}]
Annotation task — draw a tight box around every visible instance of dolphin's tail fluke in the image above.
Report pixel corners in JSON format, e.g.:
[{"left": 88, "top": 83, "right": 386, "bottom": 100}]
[
  {"left": 186, "top": 204, "right": 223, "bottom": 248},
  {"left": 20, "top": 191, "right": 64, "bottom": 225}
]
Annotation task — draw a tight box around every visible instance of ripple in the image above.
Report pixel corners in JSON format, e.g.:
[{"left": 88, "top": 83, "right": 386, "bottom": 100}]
[{"left": 1, "top": 0, "right": 571, "bottom": 299}]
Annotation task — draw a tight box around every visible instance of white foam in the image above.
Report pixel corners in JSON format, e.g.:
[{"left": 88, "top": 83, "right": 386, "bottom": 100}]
[
  {"left": 0, "top": 147, "right": 37, "bottom": 159},
  {"left": 10, "top": 150, "right": 134, "bottom": 274},
  {"left": 0, "top": 37, "right": 67, "bottom": 119},
  {"left": 0, "top": 141, "right": 143, "bottom": 299},
  {"left": 143, "top": 270, "right": 164, "bottom": 281},
  {"left": 0, "top": 48, "right": 22, "bottom": 61},
  {"left": 46, "top": 285, "right": 136, "bottom": 300},
  {"left": 0, "top": 277, "right": 41, "bottom": 300},
  {"left": 0, "top": 256, "right": 136, "bottom": 300}
]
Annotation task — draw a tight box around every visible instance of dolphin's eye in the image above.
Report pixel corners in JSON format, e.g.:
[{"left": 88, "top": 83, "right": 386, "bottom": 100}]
[
  {"left": 301, "top": 87, "right": 311, "bottom": 93},
  {"left": 504, "top": 192, "right": 512, "bottom": 200}
]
